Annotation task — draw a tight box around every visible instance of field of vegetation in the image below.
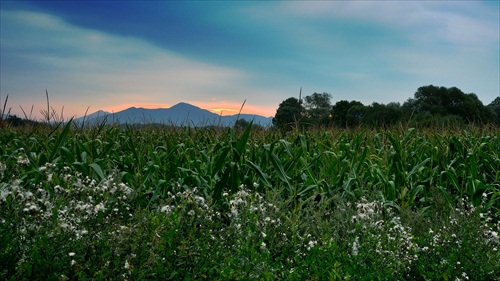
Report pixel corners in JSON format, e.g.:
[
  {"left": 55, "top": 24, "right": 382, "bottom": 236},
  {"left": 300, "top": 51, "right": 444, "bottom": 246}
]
[{"left": 1, "top": 121, "right": 499, "bottom": 280}]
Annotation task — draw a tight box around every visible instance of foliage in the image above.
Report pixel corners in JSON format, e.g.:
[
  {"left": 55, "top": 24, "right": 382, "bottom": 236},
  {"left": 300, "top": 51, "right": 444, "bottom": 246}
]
[
  {"left": 303, "top": 92, "right": 332, "bottom": 126},
  {"left": 331, "top": 100, "right": 364, "bottom": 128},
  {"left": 272, "top": 97, "right": 305, "bottom": 131},
  {"left": 276, "top": 85, "right": 498, "bottom": 129},
  {"left": 1, "top": 122, "right": 500, "bottom": 280},
  {"left": 404, "top": 85, "right": 496, "bottom": 125},
  {"left": 488, "top": 97, "right": 500, "bottom": 125}
]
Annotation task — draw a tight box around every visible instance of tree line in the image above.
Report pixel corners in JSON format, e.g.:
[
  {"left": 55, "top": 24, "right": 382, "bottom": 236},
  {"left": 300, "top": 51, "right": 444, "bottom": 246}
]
[{"left": 273, "top": 85, "right": 500, "bottom": 130}]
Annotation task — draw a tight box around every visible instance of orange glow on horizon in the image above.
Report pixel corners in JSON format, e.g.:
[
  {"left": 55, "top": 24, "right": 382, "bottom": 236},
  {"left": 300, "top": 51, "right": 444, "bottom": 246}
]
[
  {"left": 99, "top": 101, "right": 276, "bottom": 117},
  {"left": 102, "top": 103, "right": 171, "bottom": 113},
  {"left": 199, "top": 101, "right": 275, "bottom": 117}
]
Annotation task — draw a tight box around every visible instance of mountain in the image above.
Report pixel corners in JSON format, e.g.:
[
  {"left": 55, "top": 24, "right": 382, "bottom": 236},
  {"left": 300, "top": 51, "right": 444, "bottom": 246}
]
[{"left": 75, "top": 102, "right": 273, "bottom": 127}]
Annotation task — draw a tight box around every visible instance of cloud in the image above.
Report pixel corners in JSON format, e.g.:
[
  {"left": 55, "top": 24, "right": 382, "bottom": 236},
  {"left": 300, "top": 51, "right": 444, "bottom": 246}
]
[
  {"left": 0, "top": 9, "right": 278, "bottom": 119},
  {"left": 1, "top": 2, "right": 497, "bottom": 120},
  {"left": 282, "top": 1, "right": 498, "bottom": 48}
]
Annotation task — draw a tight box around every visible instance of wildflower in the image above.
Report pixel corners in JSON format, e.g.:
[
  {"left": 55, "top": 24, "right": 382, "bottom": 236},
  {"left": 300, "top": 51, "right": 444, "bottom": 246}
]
[
  {"left": 70, "top": 260, "right": 76, "bottom": 266},
  {"left": 187, "top": 210, "right": 195, "bottom": 216},
  {"left": 260, "top": 242, "right": 266, "bottom": 249},
  {"left": 17, "top": 155, "right": 30, "bottom": 165},
  {"left": 124, "top": 260, "right": 130, "bottom": 270},
  {"left": 68, "top": 252, "right": 75, "bottom": 257},
  {"left": 352, "top": 237, "right": 359, "bottom": 256},
  {"left": 160, "top": 205, "right": 172, "bottom": 213},
  {"left": 307, "top": 240, "right": 317, "bottom": 251},
  {"left": 94, "top": 203, "right": 105, "bottom": 213}
]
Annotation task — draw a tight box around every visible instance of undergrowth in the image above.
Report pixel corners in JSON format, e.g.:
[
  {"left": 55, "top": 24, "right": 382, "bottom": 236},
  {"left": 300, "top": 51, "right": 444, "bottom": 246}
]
[{"left": 1, "top": 122, "right": 499, "bottom": 280}]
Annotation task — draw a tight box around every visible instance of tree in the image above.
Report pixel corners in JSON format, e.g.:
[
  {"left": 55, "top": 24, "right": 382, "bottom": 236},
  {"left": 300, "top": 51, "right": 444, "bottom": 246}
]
[
  {"left": 406, "top": 85, "right": 495, "bottom": 124},
  {"left": 303, "top": 92, "right": 332, "bottom": 126},
  {"left": 346, "top": 105, "right": 367, "bottom": 127},
  {"left": 331, "top": 100, "right": 363, "bottom": 127},
  {"left": 489, "top": 97, "right": 500, "bottom": 106},
  {"left": 487, "top": 97, "right": 500, "bottom": 125},
  {"left": 303, "top": 92, "right": 331, "bottom": 110},
  {"left": 363, "top": 102, "right": 403, "bottom": 127},
  {"left": 273, "top": 97, "right": 305, "bottom": 131},
  {"left": 234, "top": 118, "right": 250, "bottom": 130}
]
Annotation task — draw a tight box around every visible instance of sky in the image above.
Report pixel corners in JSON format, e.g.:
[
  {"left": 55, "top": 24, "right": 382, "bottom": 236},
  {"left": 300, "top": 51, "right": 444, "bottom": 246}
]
[{"left": 1, "top": 1, "right": 499, "bottom": 119}]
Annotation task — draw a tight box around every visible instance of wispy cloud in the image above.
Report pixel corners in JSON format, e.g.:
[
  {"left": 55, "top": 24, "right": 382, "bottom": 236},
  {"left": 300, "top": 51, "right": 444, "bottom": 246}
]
[
  {"left": 1, "top": 1, "right": 498, "bottom": 120},
  {"left": 0, "top": 9, "right": 279, "bottom": 119}
]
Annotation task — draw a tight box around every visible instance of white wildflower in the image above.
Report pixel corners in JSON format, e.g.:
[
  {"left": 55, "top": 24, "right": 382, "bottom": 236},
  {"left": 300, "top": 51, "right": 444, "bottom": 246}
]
[
  {"left": 124, "top": 260, "right": 130, "bottom": 270},
  {"left": 94, "top": 203, "right": 105, "bottom": 213},
  {"left": 160, "top": 205, "right": 172, "bottom": 213},
  {"left": 352, "top": 236, "right": 359, "bottom": 256}
]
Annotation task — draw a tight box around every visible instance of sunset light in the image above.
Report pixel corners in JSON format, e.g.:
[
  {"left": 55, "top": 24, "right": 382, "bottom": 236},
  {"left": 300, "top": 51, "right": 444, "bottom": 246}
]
[{"left": 1, "top": 1, "right": 498, "bottom": 120}]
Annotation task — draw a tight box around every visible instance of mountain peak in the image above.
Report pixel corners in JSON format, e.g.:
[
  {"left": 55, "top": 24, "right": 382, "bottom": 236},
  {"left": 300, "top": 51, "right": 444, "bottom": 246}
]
[
  {"left": 171, "top": 102, "right": 201, "bottom": 109},
  {"left": 77, "top": 102, "right": 273, "bottom": 127}
]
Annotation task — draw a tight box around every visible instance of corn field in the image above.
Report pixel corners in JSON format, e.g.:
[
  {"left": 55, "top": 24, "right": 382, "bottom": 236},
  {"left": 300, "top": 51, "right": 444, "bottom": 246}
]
[{"left": 1, "top": 122, "right": 499, "bottom": 280}]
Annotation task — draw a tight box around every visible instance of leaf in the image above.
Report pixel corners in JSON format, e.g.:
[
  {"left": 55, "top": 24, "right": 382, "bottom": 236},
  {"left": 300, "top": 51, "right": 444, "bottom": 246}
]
[
  {"left": 49, "top": 118, "right": 73, "bottom": 162},
  {"left": 234, "top": 121, "right": 253, "bottom": 159},
  {"left": 247, "top": 160, "right": 272, "bottom": 188},
  {"left": 213, "top": 163, "right": 230, "bottom": 202},
  {"left": 90, "top": 162, "right": 105, "bottom": 181},
  {"left": 212, "top": 146, "right": 230, "bottom": 176},
  {"left": 270, "top": 153, "right": 292, "bottom": 191}
]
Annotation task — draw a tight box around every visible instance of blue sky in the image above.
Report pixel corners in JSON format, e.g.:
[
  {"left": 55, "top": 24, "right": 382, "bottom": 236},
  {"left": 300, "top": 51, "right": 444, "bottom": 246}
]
[{"left": 1, "top": 1, "right": 499, "bottom": 119}]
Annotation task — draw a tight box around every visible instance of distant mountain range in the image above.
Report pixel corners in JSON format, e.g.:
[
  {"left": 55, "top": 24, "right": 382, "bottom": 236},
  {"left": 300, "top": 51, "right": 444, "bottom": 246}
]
[{"left": 75, "top": 102, "right": 273, "bottom": 127}]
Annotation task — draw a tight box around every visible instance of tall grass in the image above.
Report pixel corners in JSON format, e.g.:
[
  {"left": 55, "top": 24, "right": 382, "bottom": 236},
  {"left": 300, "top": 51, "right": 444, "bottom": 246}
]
[{"left": 1, "top": 122, "right": 499, "bottom": 280}]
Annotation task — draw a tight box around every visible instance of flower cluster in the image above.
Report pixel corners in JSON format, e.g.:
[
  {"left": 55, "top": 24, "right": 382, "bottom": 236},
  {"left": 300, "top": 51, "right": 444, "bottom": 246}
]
[
  {"left": 347, "top": 197, "right": 418, "bottom": 274},
  {"left": 0, "top": 165, "right": 135, "bottom": 273}
]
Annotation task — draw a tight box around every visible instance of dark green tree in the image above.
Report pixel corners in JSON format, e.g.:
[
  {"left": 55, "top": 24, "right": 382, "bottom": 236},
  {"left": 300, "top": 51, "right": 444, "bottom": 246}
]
[
  {"left": 331, "top": 100, "right": 363, "bottom": 127},
  {"left": 234, "top": 118, "right": 250, "bottom": 130},
  {"left": 364, "top": 102, "right": 403, "bottom": 127},
  {"left": 273, "top": 97, "right": 305, "bottom": 131},
  {"left": 346, "top": 105, "right": 367, "bottom": 127},
  {"left": 487, "top": 97, "right": 500, "bottom": 125},
  {"left": 406, "top": 85, "right": 495, "bottom": 124},
  {"left": 303, "top": 92, "right": 332, "bottom": 126},
  {"left": 489, "top": 97, "right": 500, "bottom": 106}
]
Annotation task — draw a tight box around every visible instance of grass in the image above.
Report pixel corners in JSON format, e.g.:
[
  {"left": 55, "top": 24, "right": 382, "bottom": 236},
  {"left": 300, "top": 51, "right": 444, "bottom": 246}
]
[{"left": 1, "top": 121, "right": 499, "bottom": 280}]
